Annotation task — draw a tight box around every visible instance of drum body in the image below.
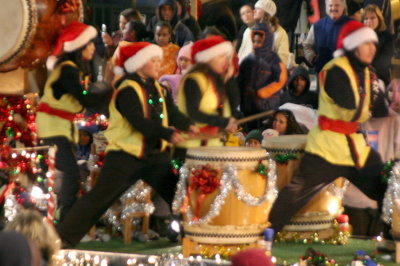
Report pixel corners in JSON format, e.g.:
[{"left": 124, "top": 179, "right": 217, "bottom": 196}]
[
  {"left": 0, "top": 0, "right": 83, "bottom": 72},
  {"left": 264, "top": 135, "right": 345, "bottom": 232},
  {"left": 182, "top": 146, "right": 271, "bottom": 244}
]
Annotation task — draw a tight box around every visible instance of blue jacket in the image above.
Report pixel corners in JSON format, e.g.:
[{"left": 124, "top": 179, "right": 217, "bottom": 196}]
[{"left": 313, "top": 15, "right": 351, "bottom": 72}]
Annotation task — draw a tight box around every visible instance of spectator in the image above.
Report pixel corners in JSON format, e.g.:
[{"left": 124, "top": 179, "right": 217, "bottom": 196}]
[
  {"left": 5, "top": 210, "right": 61, "bottom": 265},
  {"left": 363, "top": 4, "right": 394, "bottom": 86},
  {"left": 264, "top": 109, "right": 307, "bottom": 135},
  {"left": 154, "top": 21, "right": 180, "bottom": 76},
  {"left": 245, "top": 129, "right": 263, "bottom": 147},
  {"left": 176, "top": 0, "right": 201, "bottom": 39},
  {"left": 102, "top": 8, "right": 144, "bottom": 56},
  {"left": 0, "top": 231, "right": 38, "bottom": 266},
  {"left": 303, "top": 0, "right": 351, "bottom": 73},
  {"left": 147, "top": 0, "right": 194, "bottom": 47},
  {"left": 280, "top": 66, "right": 318, "bottom": 109},
  {"left": 254, "top": 0, "right": 290, "bottom": 67},
  {"left": 346, "top": 0, "right": 363, "bottom": 21},
  {"left": 159, "top": 42, "right": 193, "bottom": 101},
  {"left": 237, "top": 3, "right": 256, "bottom": 63},
  {"left": 238, "top": 23, "right": 287, "bottom": 130}
]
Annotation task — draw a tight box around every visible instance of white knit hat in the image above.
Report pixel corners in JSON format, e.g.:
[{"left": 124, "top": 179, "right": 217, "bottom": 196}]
[{"left": 255, "top": 0, "right": 277, "bottom": 17}]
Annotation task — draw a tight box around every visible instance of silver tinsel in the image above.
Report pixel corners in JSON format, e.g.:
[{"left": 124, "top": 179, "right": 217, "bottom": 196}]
[
  {"left": 172, "top": 155, "right": 278, "bottom": 225},
  {"left": 382, "top": 161, "right": 400, "bottom": 224},
  {"left": 4, "top": 194, "right": 20, "bottom": 222},
  {"left": 327, "top": 179, "right": 350, "bottom": 198}
]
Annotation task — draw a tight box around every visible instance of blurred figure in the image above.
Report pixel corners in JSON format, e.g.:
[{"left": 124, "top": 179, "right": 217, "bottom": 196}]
[
  {"left": 346, "top": 0, "right": 363, "bottom": 21},
  {"left": 5, "top": 210, "right": 61, "bottom": 265},
  {"left": 264, "top": 109, "right": 307, "bottom": 135},
  {"left": 176, "top": 0, "right": 201, "bottom": 39},
  {"left": 245, "top": 129, "right": 263, "bottom": 147},
  {"left": 154, "top": 21, "right": 180, "bottom": 76},
  {"left": 231, "top": 248, "right": 274, "bottom": 266},
  {"left": 0, "top": 231, "right": 37, "bottom": 266},
  {"left": 237, "top": 3, "right": 256, "bottom": 63}
]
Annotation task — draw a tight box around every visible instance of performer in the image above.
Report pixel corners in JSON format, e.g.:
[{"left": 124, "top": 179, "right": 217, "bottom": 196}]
[
  {"left": 36, "top": 22, "right": 111, "bottom": 222},
  {"left": 57, "top": 42, "right": 198, "bottom": 247},
  {"left": 269, "top": 21, "right": 388, "bottom": 233},
  {"left": 174, "top": 36, "right": 239, "bottom": 159}
]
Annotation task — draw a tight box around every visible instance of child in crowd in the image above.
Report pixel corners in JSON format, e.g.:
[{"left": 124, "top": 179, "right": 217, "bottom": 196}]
[
  {"left": 57, "top": 42, "right": 199, "bottom": 247},
  {"left": 237, "top": 3, "right": 256, "bottom": 63},
  {"left": 264, "top": 109, "right": 307, "bottom": 135},
  {"left": 159, "top": 42, "right": 193, "bottom": 101},
  {"left": 245, "top": 129, "right": 263, "bottom": 148},
  {"left": 155, "top": 21, "right": 180, "bottom": 77},
  {"left": 238, "top": 23, "right": 287, "bottom": 130},
  {"left": 280, "top": 66, "right": 318, "bottom": 109}
]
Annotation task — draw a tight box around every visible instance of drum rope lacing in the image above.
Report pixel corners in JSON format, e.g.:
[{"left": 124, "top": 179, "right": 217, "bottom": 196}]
[{"left": 172, "top": 155, "right": 278, "bottom": 225}]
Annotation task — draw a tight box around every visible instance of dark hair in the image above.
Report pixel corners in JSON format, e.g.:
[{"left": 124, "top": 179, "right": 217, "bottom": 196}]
[
  {"left": 259, "top": 12, "right": 280, "bottom": 32},
  {"left": 240, "top": 3, "right": 254, "bottom": 10},
  {"left": 56, "top": 44, "right": 93, "bottom": 75},
  {"left": 264, "top": 109, "right": 307, "bottom": 135},
  {"left": 125, "top": 20, "right": 149, "bottom": 41},
  {"left": 120, "top": 8, "right": 143, "bottom": 22},
  {"left": 155, "top": 21, "right": 173, "bottom": 34},
  {"left": 200, "top": 26, "right": 227, "bottom": 39}
]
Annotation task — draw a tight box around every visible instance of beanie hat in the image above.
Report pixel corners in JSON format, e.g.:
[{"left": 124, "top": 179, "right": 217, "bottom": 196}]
[
  {"left": 245, "top": 129, "right": 263, "bottom": 143},
  {"left": 114, "top": 42, "right": 163, "bottom": 74},
  {"left": 333, "top": 20, "right": 378, "bottom": 57},
  {"left": 47, "top": 21, "right": 97, "bottom": 69},
  {"left": 231, "top": 248, "right": 274, "bottom": 266},
  {"left": 191, "top": 36, "right": 233, "bottom": 64},
  {"left": 346, "top": 0, "right": 362, "bottom": 16},
  {"left": 255, "top": 0, "right": 277, "bottom": 17}
]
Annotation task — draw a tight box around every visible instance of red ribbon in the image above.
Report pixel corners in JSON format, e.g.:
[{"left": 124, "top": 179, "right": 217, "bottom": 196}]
[
  {"left": 37, "top": 103, "right": 76, "bottom": 122},
  {"left": 188, "top": 165, "right": 220, "bottom": 221}
]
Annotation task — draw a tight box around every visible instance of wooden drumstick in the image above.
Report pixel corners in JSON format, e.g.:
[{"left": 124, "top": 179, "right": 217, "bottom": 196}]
[
  {"left": 183, "top": 132, "right": 225, "bottom": 141},
  {"left": 236, "top": 110, "right": 275, "bottom": 125}
]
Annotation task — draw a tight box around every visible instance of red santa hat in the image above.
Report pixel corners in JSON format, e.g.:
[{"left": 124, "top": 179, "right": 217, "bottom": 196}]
[
  {"left": 191, "top": 36, "right": 233, "bottom": 64},
  {"left": 114, "top": 42, "right": 163, "bottom": 74},
  {"left": 333, "top": 20, "right": 378, "bottom": 57},
  {"left": 231, "top": 248, "right": 274, "bottom": 266},
  {"left": 47, "top": 21, "right": 97, "bottom": 69}
]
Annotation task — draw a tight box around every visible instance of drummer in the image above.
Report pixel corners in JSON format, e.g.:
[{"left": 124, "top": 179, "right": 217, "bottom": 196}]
[
  {"left": 268, "top": 21, "right": 389, "bottom": 234},
  {"left": 174, "top": 36, "right": 239, "bottom": 159},
  {"left": 36, "top": 22, "right": 112, "bottom": 222},
  {"left": 57, "top": 42, "right": 198, "bottom": 247}
]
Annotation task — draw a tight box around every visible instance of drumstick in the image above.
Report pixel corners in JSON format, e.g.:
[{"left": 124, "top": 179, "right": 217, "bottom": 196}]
[
  {"left": 236, "top": 110, "right": 275, "bottom": 125},
  {"left": 183, "top": 132, "right": 225, "bottom": 141}
]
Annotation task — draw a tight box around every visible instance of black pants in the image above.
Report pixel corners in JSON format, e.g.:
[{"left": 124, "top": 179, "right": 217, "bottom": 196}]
[
  {"left": 269, "top": 150, "right": 387, "bottom": 232},
  {"left": 57, "top": 150, "right": 178, "bottom": 246},
  {"left": 40, "top": 137, "right": 80, "bottom": 221}
]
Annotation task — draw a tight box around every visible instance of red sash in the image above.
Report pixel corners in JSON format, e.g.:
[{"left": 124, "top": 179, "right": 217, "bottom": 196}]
[
  {"left": 318, "top": 115, "right": 358, "bottom": 134},
  {"left": 36, "top": 103, "right": 76, "bottom": 121}
]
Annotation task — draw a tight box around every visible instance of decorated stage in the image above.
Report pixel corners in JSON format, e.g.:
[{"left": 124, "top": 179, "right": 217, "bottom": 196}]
[{"left": 58, "top": 237, "right": 398, "bottom": 265}]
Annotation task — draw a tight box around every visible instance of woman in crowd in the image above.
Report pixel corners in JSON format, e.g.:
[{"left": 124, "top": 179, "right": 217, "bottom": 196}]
[
  {"left": 363, "top": 4, "right": 394, "bottom": 86},
  {"left": 264, "top": 109, "right": 308, "bottom": 135}
]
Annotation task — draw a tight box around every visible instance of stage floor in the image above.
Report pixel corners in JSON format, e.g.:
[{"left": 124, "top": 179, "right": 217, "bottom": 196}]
[{"left": 74, "top": 237, "right": 398, "bottom": 265}]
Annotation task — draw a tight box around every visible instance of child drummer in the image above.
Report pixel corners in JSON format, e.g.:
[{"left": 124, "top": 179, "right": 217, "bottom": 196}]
[{"left": 57, "top": 42, "right": 199, "bottom": 247}]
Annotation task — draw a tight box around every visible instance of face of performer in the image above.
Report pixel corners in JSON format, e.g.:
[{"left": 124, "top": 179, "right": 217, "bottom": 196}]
[
  {"left": 246, "top": 139, "right": 261, "bottom": 148},
  {"left": 82, "top": 42, "right": 95, "bottom": 61},
  {"left": 326, "top": 0, "right": 345, "bottom": 20},
  {"left": 240, "top": 5, "right": 255, "bottom": 26},
  {"left": 354, "top": 41, "right": 376, "bottom": 64},
  {"left": 119, "top": 15, "right": 128, "bottom": 31},
  {"left": 160, "top": 5, "right": 174, "bottom": 22},
  {"left": 253, "top": 8, "right": 265, "bottom": 21},
  {"left": 273, "top": 113, "right": 288, "bottom": 135},
  {"left": 363, "top": 11, "right": 379, "bottom": 30},
  {"left": 207, "top": 53, "right": 229, "bottom": 75},
  {"left": 138, "top": 57, "right": 162, "bottom": 80}
]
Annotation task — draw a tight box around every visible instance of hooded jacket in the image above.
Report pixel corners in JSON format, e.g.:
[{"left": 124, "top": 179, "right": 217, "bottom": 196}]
[
  {"left": 238, "top": 23, "right": 287, "bottom": 115},
  {"left": 147, "top": 0, "right": 194, "bottom": 46},
  {"left": 281, "top": 66, "right": 318, "bottom": 109},
  {"left": 176, "top": 0, "right": 201, "bottom": 39}
]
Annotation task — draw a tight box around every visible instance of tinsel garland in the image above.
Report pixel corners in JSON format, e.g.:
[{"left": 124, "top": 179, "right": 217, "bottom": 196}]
[
  {"left": 300, "top": 247, "right": 336, "bottom": 266},
  {"left": 274, "top": 153, "right": 298, "bottom": 164},
  {"left": 327, "top": 179, "right": 350, "bottom": 198},
  {"left": 75, "top": 113, "right": 109, "bottom": 131},
  {"left": 172, "top": 157, "right": 278, "bottom": 225},
  {"left": 382, "top": 160, "right": 400, "bottom": 224}
]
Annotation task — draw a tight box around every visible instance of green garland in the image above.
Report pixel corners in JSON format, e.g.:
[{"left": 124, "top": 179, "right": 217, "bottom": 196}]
[
  {"left": 255, "top": 161, "right": 268, "bottom": 177},
  {"left": 274, "top": 153, "right": 298, "bottom": 164},
  {"left": 171, "top": 158, "right": 184, "bottom": 175},
  {"left": 381, "top": 160, "right": 397, "bottom": 183}
]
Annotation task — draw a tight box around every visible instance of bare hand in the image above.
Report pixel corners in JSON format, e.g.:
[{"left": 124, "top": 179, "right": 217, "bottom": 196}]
[
  {"left": 102, "top": 32, "right": 113, "bottom": 46},
  {"left": 170, "top": 132, "right": 185, "bottom": 144},
  {"left": 188, "top": 125, "right": 200, "bottom": 135},
  {"left": 225, "top": 117, "right": 238, "bottom": 133}
]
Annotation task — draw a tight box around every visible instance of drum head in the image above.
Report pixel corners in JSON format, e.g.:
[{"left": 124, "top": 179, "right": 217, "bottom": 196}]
[
  {"left": 0, "top": 0, "right": 35, "bottom": 65},
  {"left": 263, "top": 134, "right": 307, "bottom": 155}
]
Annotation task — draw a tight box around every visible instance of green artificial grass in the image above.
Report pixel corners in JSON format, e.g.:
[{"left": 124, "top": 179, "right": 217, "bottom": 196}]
[{"left": 75, "top": 237, "right": 398, "bottom": 265}]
